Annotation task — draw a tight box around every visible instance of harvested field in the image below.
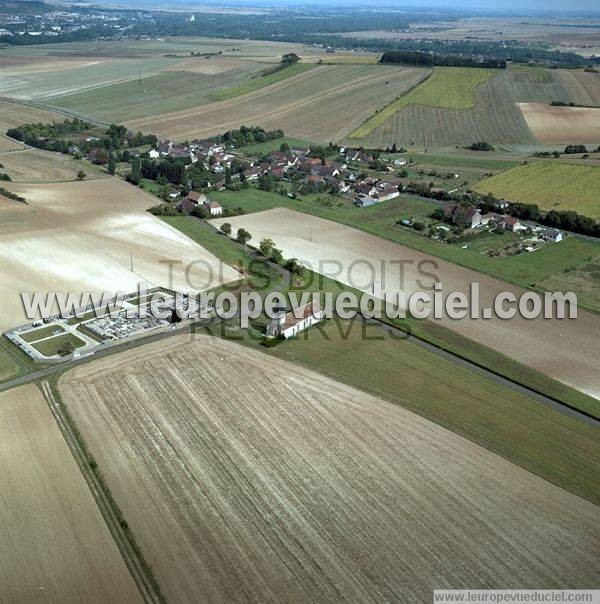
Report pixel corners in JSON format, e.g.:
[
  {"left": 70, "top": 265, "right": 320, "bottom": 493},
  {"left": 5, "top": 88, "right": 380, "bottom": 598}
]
[
  {"left": 0, "top": 384, "right": 140, "bottom": 603},
  {"left": 474, "top": 161, "right": 600, "bottom": 218},
  {"left": 59, "top": 334, "right": 600, "bottom": 602},
  {"left": 359, "top": 68, "right": 600, "bottom": 148},
  {"left": 0, "top": 134, "right": 25, "bottom": 153},
  {"left": 0, "top": 176, "right": 240, "bottom": 331},
  {"left": 519, "top": 103, "right": 600, "bottom": 144},
  {"left": 46, "top": 63, "right": 264, "bottom": 123},
  {"left": 0, "top": 149, "right": 105, "bottom": 182},
  {"left": 126, "top": 64, "right": 428, "bottom": 142},
  {"left": 213, "top": 208, "right": 600, "bottom": 399},
  {"left": 209, "top": 62, "right": 316, "bottom": 100},
  {"left": 0, "top": 56, "right": 182, "bottom": 99},
  {"left": 0, "top": 100, "right": 66, "bottom": 132}
]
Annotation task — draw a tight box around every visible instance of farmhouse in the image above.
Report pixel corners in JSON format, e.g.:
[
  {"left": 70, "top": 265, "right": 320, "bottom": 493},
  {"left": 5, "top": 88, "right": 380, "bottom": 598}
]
[
  {"left": 186, "top": 191, "right": 208, "bottom": 205},
  {"left": 265, "top": 300, "right": 324, "bottom": 339},
  {"left": 206, "top": 201, "right": 223, "bottom": 216},
  {"left": 542, "top": 228, "right": 564, "bottom": 243},
  {"left": 501, "top": 215, "right": 521, "bottom": 231}
]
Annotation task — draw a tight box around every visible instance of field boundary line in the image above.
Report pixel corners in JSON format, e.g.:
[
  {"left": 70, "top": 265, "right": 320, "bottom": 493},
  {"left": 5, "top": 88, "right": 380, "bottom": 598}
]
[{"left": 39, "top": 379, "right": 165, "bottom": 604}]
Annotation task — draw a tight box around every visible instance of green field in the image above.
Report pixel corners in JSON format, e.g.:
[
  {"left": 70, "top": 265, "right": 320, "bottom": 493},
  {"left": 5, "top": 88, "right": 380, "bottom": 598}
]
[
  {"left": 357, "top": 67, "right": 600, "bottom": 149},
  {"left": 239, "top": 136, "right": 315, "bottom": 157},
  {"left": 47, "top": 67, "right": 261, "bottom": 123},
  {"left": 208, "top": 62, "right": 316, "bottom": 101},
  {"left": 19, "top": 324, "right": 66, "bottom": 343},
  {"left": 165, "top": 212, "right": 599, "bottom": 418},
  {"left": 509, "top": 65, "right": 552, "bottom": 83},
  {"left": 0, "top": 336, "right": 44, "bottom": 383},
  {"left": 350, "top": 67, "right": 495, "bottom": 138},
  {"left": 265, "top": 319, "right": 600, "bottom": 504},
  {"left": 475, "top": 161, "right": 600, "bottom": 219},
  {"left": 209, "top": 188, "right": 600, "bottom": 307},
  {"left": 32, "top": 333, "right": 86, "bottom": 357},
  {"left": 405, "top": 152, "right": 522, "bottom": 171}
]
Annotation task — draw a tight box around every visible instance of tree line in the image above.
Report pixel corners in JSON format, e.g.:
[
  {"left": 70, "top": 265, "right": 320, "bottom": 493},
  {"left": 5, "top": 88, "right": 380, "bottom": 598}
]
[{"left": 380, "top": 51, "right": 507, "bottom": 69}]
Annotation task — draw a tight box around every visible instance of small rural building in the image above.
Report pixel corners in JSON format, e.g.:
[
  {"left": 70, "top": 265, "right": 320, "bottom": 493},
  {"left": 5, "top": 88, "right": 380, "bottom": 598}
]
[
  {"left": 265, "top": 300, "right": 324, "bottom": 339},
  {"left": 206, "top": 201, "right": 223, "bottom": 216},
  {"left": 375, "top": 190, "right": 400, "bottom": 202},
  {"left": 501, "top": 215, "right": 521, "bottom": 231},
  {"left": 355, "top": 195, "right": 379, "bottom": 208},
  {"left": 186, "top": 191, "right": 208, "bottom": 205},
  {"left": 542, "top": 228, "right": 563, "bottom": 243},
  {"left": 149, "top": 149, "right": 160, "bottom": 159}
]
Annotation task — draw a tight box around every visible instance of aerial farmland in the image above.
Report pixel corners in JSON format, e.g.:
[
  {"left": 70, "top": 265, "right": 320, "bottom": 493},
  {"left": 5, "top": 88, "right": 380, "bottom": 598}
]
[
  {"left": 212, "top": 208, "right": 600, "bottom": 399},
  {"left": 0, "top": 385, "right": 141, "bottom": 603},
  {"left": 0, "top": 1, "right": 599, "bottom": 600},
  {"left": 58, "top": 335, "right": 600, "bottom": 602},
  {"left": 0, "top": 178, "right": 240, "bottom": 331}
]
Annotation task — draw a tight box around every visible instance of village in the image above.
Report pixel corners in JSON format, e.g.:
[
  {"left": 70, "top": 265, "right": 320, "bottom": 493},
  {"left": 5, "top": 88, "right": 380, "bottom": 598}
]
[{"left": 141, "top": 133, "right": 566, "bottom": 258}]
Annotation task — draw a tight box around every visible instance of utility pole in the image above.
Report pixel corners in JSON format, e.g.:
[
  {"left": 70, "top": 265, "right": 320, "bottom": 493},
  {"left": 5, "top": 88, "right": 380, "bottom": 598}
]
[
  {"left": 138, "top": 69, "right": 142, "bottom": 85},
  {"left": 130, "top": 251, "right": 134, "bottom": 272}
]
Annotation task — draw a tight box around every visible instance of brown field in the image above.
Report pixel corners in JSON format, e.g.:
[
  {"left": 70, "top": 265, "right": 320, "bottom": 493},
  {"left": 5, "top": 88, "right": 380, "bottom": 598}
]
[
  {"left": 0, "top": 149, "right": 105, "bottom": 182},
  {"left": 0, "top": 176, "right": 240, "bottom": 330},
  {"left": 520, "top": 103, "right": 600, "bottom": 143},
  {"left": 0, "top": 134, "right": 25, "bottom": 153},
  {"left": 0, "top": 100, "right": 66, "bottom": 131},
  {"left": 0, "top": 384, "right": 140, "bottom": 603},
  {"left": 126, "top": 64, "right": 428, "bottom": 142},
  {"left": 213, "top": 208, "right": 600, "bottom": 399},
  {"left": 58, "top": 334, "right": 600, "bottom": 602}
]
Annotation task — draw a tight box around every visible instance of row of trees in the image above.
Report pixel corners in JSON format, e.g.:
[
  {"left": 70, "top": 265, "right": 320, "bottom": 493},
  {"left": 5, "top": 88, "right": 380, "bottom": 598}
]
[
  {"left": 218, "top": 224, "right": 303, "bottom": 276},
  {"left": 6, "top": 119, "right": 156, "bottom": 157},
  {"left": 209, "top": 126, "right": 284, "bottom": 149},
  {"left": 380, "top": 51, "right": 507, "bottom": 69}
]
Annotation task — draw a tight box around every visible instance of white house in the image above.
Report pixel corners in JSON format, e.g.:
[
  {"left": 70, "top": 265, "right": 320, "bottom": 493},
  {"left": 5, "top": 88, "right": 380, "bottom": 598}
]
[
  {"left": 266, "top": 300, "right": 323, "bottom": 339},
  {"left": 149, "top": 149, "right": 160, "bottom": 159},
  {"left": 206, "top": 201, "right": 223, "bottom": 216}
]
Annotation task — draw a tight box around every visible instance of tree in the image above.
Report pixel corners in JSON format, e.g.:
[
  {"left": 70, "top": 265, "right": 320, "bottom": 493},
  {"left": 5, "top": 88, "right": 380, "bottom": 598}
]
[
  {"left": 259, "top": 238, "right": 275, "bottom": 257},
  {"left": 130, "top": 157, "right": 141, "bottom": 185},
  {"left": 280, "top": 142, "right": 290, "bottom": 152},
  {"left": 161, "top": 183, "right": 171, "bottom": 201},
  {"left": 270, "top": 247, "right": 284, "bottom": 265},
  {"left": 107, "top": 152, "right": 116, "bottom": 175},
  {"left": 220, "top": 222, "right": 232, "bottom": 235},
  {"left": 76, "top": 170, "right": 86, "bottom": 180},
  {"left": 282, "top": 52, "right": 300, "bottom": 64},
  {"left": 236, "top": 228, "right": 252, "bottom": 244},
  {"left": 284, "top": 258, "right": 303, "bottom": 275},
  {"left": 57, "top": 341, "right": 74, "bottom": 357}
]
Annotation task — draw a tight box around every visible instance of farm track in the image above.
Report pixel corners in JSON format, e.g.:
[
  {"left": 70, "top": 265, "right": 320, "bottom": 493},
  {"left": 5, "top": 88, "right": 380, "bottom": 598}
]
[{"left": 39, "top": 381, "right": 163, "bottom": 603}]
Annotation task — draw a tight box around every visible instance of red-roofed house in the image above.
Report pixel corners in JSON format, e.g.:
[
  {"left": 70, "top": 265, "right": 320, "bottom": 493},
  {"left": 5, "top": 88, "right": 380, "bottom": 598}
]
[{"left": 265, "top": 300, "right": 324, "bottom": 339}]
